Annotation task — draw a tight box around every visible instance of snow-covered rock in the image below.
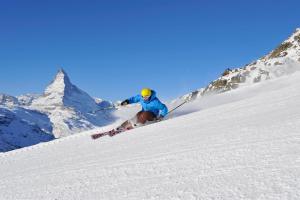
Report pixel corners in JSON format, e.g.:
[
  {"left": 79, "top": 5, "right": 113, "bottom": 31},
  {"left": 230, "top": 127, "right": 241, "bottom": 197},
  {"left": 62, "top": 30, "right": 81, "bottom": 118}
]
[
  {"left": 183, "top": 28, "right": 300, "bottom": 100},
  {"left": 0, "top": 93, "right": 19, "bottom": 107},
  {"left": 17, "top": 93, "right": 40, "bottom": 106}
]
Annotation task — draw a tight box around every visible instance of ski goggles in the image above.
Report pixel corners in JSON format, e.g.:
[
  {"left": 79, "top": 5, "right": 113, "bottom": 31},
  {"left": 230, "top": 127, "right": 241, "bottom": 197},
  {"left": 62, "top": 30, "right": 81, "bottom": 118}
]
[{"left": 142, "top": 95, "right": 151, "bottom": 99}]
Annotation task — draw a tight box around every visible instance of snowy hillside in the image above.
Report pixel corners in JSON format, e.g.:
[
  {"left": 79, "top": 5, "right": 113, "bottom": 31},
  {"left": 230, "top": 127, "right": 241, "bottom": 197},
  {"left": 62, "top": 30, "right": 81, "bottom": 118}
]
[
  {"left": 181, "top": 28, "right": 300, "bottom": 101},
  {"left": 0, "top": 94, "right": 54, "bottom": 152},
  {"left": 1, "top": 70, "right": 299, "bottom": 199},
  {"left": 0, "top": 106, "right": 54, "bottom": 152}
]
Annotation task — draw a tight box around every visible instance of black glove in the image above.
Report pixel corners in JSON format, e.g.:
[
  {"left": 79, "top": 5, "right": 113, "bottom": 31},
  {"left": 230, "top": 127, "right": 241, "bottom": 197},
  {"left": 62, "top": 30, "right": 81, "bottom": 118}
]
[
  {"left": 121, "top": 99, "right": 129, "bottom": 106},
  {"left": 156, "top": 115, "right": 164, "bottom": 121}
]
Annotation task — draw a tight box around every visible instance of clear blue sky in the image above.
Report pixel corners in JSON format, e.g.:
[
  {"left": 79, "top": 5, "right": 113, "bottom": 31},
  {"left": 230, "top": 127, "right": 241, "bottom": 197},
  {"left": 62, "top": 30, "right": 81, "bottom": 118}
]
[{"left": 0, "top": 0, "right": 299, "bottom": 101}]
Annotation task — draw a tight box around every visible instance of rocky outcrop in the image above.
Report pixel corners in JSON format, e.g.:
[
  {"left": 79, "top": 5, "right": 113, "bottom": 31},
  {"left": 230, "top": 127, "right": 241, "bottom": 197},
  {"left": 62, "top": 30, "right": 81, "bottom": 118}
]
[{"left": 182, "top": 28, "right": 300, "bottom": 101}]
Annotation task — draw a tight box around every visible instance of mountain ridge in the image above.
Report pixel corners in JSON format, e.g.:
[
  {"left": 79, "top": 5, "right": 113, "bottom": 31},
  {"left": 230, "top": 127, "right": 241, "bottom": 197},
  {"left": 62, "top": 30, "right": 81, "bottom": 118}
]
[
  {"left": 181, "top": 28, "right": 300, "bottom": 101},
  {"left": 0, "top": 69, "right": 114, "bottom": 151}
]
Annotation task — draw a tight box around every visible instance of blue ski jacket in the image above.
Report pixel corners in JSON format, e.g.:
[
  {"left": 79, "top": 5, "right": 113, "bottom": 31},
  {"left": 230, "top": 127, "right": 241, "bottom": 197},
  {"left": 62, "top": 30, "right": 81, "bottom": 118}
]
[{"left": 127, "top": 90, "right": 168, "bottom": 117}]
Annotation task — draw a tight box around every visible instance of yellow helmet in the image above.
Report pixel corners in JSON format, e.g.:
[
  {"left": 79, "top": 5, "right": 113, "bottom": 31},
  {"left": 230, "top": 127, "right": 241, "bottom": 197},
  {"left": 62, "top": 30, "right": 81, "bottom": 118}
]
[{"left": 141, "top": 88, "right": 152, "bottom": 97}]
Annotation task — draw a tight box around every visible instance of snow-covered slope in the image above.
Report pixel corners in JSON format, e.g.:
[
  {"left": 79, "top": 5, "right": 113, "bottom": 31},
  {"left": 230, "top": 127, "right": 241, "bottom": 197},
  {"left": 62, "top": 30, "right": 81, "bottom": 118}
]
[
  {"left": 0, "top": 94, "right": 54, "bottom": 152},
  {"left": 0, "top": 106, "right": 54, "bottom": 152},
  {"left": 1, "top": 71, "right": 299, "bottom": 199},
  {"left": 30, "top": 69, "right": 115, "bottom": 137}
]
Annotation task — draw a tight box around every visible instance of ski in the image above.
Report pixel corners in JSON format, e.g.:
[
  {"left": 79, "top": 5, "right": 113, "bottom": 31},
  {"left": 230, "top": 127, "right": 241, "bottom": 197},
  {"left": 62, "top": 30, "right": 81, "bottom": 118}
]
[
  {"left": 91, "top": 114, "right": 168, "bottom": 140},
  {"left": 91, "top": 132, "right": 110, "bottom": 139},
  {"left": 91, "top": 128, "right": 128, "bottom": 139}
]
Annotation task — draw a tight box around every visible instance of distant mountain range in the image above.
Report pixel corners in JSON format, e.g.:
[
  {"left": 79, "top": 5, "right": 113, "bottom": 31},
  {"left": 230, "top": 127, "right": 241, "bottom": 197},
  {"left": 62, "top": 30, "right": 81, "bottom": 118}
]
[{"left": 0, "top": 69, "right": 115, "bottom": 152}]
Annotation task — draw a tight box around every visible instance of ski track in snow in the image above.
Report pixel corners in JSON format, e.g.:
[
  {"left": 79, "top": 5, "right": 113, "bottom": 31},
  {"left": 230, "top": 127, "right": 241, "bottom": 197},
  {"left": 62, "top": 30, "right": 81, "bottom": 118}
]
[{"left": 1, "top": 73, "right": 300, "bottom": 199}]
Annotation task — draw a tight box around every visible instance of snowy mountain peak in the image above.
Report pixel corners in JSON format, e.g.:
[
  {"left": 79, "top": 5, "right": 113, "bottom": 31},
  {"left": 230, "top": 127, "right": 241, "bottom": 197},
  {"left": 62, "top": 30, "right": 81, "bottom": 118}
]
[
  {"left": 58, "top": 68, "right": 66, "bottom": 74},
  {"left": 56, "top": 68, "right": 70, "bottom": 83},
  {"left": 33, "top": 68, "right": 100, "bottom": 111},
  {"left": 30, "top": 69, "right": 114, "bottom": 138},
  {"left": 44, "top": 68, "right": 73, "bottom": 96}
]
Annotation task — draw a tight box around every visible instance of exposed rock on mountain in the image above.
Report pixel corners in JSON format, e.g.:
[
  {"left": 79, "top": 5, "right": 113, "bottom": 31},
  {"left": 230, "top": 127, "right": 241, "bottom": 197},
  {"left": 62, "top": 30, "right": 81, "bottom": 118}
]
[{"left": 182, "top": 28, "right": 300, "bottom": 100}]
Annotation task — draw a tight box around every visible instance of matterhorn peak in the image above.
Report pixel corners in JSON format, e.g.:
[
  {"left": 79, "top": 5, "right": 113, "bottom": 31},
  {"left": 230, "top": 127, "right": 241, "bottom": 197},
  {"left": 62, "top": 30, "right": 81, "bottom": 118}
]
[
  {"left": 58, "top": 68, "right": 66, "bottom": 73},
  {"left": 44, "top": 68, "right": 73, "bottom": 96},
  {"left": 30, "top": 69, "right": 113, "bottom": 137},
  {"left": 56, "top": 68, "right": 69, "bottom": 80},
  {"left": 33, "top": 68, "right": 98, "bottom": 111}
]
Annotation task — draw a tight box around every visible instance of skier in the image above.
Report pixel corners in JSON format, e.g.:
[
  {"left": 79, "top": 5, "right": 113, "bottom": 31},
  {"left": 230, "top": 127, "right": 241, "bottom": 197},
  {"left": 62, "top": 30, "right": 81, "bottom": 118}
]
[{"left": 108, "top": 88, "right": 168, "bottom": 136}]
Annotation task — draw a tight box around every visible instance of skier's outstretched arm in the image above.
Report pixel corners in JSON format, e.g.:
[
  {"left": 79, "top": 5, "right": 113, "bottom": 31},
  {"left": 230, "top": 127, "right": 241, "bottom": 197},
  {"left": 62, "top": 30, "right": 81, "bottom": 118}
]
[{"left": 121, "top": 95, "right": 141, "bottom": 106}]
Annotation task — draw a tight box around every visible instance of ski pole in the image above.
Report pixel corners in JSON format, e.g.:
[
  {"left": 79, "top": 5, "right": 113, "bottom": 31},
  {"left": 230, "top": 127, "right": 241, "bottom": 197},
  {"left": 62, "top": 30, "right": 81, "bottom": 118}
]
[{"left": 167, "top": 100, "right": 189, "bottom": 116}]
